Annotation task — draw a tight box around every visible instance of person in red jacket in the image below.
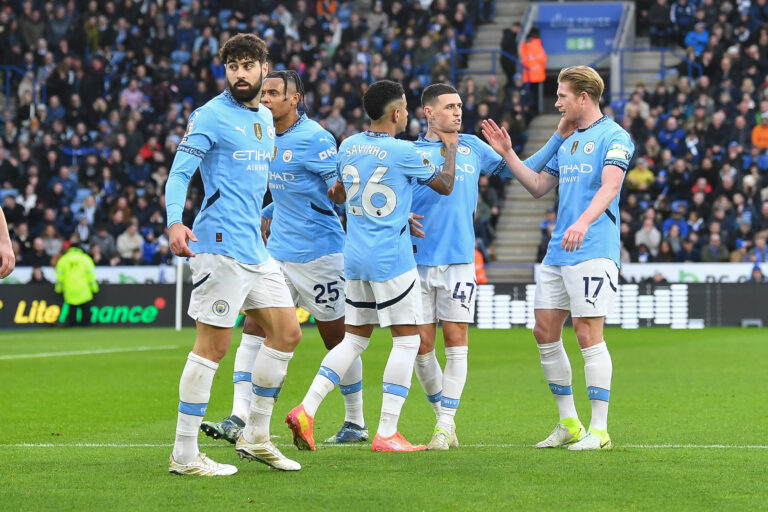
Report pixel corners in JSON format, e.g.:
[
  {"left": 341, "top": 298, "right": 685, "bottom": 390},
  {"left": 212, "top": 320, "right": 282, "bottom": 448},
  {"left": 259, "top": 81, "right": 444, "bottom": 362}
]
[{"left": 520, "top": 26, "right": 547, "bottom": 113}]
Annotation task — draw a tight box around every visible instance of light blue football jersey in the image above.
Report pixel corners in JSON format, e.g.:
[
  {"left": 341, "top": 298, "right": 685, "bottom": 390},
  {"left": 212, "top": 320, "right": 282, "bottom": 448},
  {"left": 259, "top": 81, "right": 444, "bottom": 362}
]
[
  {"left": 264, "top": 114, "right": 344, "bottom": 263},
  {"left": 542, "top": 116, "right": 634, "bottom": 268},
  {"left": 165, "top": 89, "right": 276, "bottom": 264},
  {"left": 338, "top": 131, "right": 438, "bottom": 281},
  {"left": 411, "top": 134, "right": 511, "bottom": 265}
]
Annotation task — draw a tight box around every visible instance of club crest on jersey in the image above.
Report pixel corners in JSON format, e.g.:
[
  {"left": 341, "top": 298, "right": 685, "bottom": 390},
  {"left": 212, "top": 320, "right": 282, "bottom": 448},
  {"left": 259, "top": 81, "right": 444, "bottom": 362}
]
[
  {"left": 584, "top": 141, "right": 595, "bottom": 154},
  {"left": 283, "top": 149, "right": 293, "bottom": 162},
  {"left": 571, "top": 141, "right": 579, "bottom": 154},
  {"left": 212, "top": 300, "right": 229, "bottom": 316},
  {"left": 458, "top": 145, "right": 470, "bottom": 155},
  {"left": 253, "top": 123, "right": 263, "bottom": 140}
]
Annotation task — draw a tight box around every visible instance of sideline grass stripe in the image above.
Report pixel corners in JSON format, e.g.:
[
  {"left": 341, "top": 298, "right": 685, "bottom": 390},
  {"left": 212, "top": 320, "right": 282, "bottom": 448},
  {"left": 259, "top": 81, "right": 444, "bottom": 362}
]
[
  {"left": 0, "top": 345, "right": 180, "bottom": 360},
  {"left": 4, "top": 442, "right": 768, "bottom": 449}
]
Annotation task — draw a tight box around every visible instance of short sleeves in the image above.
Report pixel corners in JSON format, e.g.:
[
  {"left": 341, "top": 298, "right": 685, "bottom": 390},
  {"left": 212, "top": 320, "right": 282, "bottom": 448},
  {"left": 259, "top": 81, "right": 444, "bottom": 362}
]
[
  {"left": 604, "top": 131, "right": 634, "bottom": 172},
  {"left": 178, "top": 107, "right": 218, "bottom": 158},
  {"left": 404, "top": 144, "right": 439, "bottom": 185},
  {"left": 305, "top": 129, "right": 339, "bottom": 188}
]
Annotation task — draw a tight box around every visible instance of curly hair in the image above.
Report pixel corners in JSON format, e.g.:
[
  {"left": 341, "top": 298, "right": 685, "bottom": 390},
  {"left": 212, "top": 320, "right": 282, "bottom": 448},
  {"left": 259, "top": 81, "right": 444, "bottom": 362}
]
[
  {"left": 363, "top": 80, "right": 405, "bottom": 121},
  {"left": 219, "top": 33, "right": 269, "bottom": 64}
]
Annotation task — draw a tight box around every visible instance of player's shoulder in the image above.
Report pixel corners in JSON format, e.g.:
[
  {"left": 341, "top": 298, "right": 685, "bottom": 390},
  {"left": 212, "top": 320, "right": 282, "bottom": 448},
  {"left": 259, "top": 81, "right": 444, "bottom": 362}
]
[
  {"left": 458, "top": 133, "right": 491, "bottom": 152},
  {"left": 599, "top": 117, "right": 631, "bottom": 140}
]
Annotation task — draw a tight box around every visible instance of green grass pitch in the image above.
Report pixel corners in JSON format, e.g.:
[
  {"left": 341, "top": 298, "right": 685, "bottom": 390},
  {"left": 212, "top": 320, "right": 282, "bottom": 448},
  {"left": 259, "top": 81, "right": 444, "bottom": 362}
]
[{"left": 1, "top": 326, "right": 766, "bottom": 511}]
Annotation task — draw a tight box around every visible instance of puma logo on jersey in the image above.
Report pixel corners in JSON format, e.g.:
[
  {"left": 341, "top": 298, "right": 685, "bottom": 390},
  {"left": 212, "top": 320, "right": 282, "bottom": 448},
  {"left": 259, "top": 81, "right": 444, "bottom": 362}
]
[{"left": 235, "top": 126, "right": 247, "bottom": 136}]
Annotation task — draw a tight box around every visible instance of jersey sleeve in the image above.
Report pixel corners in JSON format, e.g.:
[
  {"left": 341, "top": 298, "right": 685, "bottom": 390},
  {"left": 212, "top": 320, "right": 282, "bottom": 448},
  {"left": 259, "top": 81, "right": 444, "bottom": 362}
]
[
  {"left": 165, "top": 107, "right": 218, "bottom": 227},
  {"left": 306, "top": 130, "right": 340, "bottom": 188},
  {"left": 261, "top": 202, "right": 274, "bottom": 220},
  {"left": 475, "top": 137, "right": 511, "bottom": 178},
  {"left": 604, "top": 130, "right": 635, "bottom": 172},
  {"left": 543, "top": 152, "right": 559, "bottom": 178},
  {"left": 405, "top": 144, "right": 439, "bottom": 185}
]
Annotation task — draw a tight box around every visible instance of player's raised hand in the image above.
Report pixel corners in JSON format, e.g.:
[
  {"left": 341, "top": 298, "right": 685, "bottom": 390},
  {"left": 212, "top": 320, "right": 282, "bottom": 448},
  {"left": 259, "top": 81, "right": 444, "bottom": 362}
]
[
  {"left": 327, "top": 179, "right": 346, "bottom": 204},
  {"left": 0, "top": 242, "right": 16, "bottom": 279},
  {"left": 556, "top": 116, "right": 578, "bottom": 139},
  {"left": 561, "top": 218, "right": 589, "bottom": 252},
  {"left": 169, "top": 223, "right": 197, "bottom": 257},
  {"left": 260, "top": 216, "right": 272, "bottom": 246},
  {"left": 481, "top": 119, "right": 512, "bottom": 155},
  {"left": 409, "top": 213, "right": 425, "bottom": 238}
]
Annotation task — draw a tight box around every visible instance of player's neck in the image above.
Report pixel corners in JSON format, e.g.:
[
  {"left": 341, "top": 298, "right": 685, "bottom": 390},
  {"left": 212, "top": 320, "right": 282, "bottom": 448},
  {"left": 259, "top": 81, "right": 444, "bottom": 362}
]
[
  {"left": 275, "top": 110, "right": 300, "bottom": 133},
  {"left": 369, "top": 120, "right": 396, "bottom": 137},
  {"left": 577, "top": 106, "right": 603, "bottom": 130}
]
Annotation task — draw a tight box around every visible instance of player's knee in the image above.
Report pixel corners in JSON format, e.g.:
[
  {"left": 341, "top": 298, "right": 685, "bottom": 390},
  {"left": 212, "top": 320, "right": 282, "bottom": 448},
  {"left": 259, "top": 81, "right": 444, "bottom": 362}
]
[
  {"left": 573, "top": 322, "right": 598, "bottom": 346},
  {"left": 532, "top": 322, "right": 550, "bottom": 343}
]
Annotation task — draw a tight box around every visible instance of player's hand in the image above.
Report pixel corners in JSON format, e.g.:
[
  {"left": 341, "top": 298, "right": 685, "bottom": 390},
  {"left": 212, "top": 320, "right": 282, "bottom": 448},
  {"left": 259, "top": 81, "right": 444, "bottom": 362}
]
[
  {"left": 481, "top": 119, "right": 513, "bottom": 155},
  {"left": 327, "top": 179, "right": 346, "bottom": 204},
  {"left": 260, "top": 217, "right": 271, "bottom": 246},
  {"left": 409, "top": 213, "right": 425, "bottom": 238},
  {"left": 0, "top": 241, "right": 16, "bottom": 279},
  {"left": 561, "top": 218, "right": 589, "bottom": 252},
  {"left": 169, "top": 223, "right": 197, "bottom": 257},
  {"left": 555, "top": 116, "right": 578, "bottom": 138},
  {"left": 432, "top": 127, "right": 459, "bottom": 148}
]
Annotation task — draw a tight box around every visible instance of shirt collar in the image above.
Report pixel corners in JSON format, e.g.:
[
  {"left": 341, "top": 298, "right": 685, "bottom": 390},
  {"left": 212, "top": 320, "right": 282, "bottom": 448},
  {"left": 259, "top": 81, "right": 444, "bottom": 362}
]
[
  {"left": 364, "top": 130, "right": 392, "bottom": 138},
  {"left": 278, "top": 113, "right": 307, "bottom": 136},
  {"left": 577, "top": 115, "right": 609, "bottom": 132},
  {"left": 223, "top": 88, "right": 260, "bottom": 112}
]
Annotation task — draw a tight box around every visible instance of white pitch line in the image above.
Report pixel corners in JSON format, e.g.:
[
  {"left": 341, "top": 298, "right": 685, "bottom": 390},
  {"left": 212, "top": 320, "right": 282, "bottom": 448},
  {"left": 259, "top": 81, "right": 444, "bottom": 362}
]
[
  {"left": 3, "top": 442, "right": 767, "bottom": 450},
  {"left": 0, "top": 345, "right": 180, "bottom": 360}
]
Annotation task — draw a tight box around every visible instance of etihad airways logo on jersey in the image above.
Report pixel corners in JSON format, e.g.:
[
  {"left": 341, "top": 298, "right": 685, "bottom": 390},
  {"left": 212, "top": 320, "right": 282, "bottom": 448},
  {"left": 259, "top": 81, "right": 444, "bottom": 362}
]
[
  {"left": 269, "top": 171, "right": 296, "bottom": 182},
  {"left": 232, "top": 149, "right": 273, "bottom": 161},
  {"left": 559, "top": 163, "right": 593, "bottom": 174}
]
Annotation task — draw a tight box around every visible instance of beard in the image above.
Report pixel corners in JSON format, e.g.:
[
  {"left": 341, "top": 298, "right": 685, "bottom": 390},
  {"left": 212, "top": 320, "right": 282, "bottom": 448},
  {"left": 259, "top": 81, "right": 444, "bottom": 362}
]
[{"left": 228, "top": 73, "right": 263, "bottom": 103}]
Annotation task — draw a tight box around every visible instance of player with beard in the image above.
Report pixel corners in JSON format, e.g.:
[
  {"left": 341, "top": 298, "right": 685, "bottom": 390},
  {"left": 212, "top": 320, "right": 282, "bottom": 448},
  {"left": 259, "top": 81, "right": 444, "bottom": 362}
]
[
  {"left": 200, "top": 71, "right": 369, "bottom": 446},
  {"left": 166, "top": 34, "right": 303, "bottom": 476}
]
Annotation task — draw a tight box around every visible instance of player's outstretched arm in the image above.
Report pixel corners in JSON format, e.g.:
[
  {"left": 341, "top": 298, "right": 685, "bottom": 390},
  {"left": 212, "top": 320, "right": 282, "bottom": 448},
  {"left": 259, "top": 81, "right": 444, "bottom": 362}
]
[
  {"left": 0, "top": 208, "right": 15, "bottom": 279},
  {"left": 481, "top": 119, "right": 559, "bottom": 199},
  {"left": 168, "top": 222, "right": 198, "bottom": 257},
  {"left": 327, "top": 179, "right": 346, "bottom": 204},
  {"left": 427, "top": 128, "right": 458, "bottom": 195},
  {"left": 561, "top": 165, "right": 624, "bottom": 252}
]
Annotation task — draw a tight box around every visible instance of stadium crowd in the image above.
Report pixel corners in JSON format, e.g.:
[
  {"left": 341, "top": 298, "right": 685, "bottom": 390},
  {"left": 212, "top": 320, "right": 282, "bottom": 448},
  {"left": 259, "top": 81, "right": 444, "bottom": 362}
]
[{"left": 0, "top": 0, "right": 513, "bottom": 273}]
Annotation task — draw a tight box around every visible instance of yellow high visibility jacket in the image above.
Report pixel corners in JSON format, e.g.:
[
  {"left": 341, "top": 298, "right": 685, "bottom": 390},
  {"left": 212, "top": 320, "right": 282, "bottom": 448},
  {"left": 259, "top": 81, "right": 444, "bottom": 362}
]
[{"left": 55, "top": 247, "right": 99, "bottom": 305}]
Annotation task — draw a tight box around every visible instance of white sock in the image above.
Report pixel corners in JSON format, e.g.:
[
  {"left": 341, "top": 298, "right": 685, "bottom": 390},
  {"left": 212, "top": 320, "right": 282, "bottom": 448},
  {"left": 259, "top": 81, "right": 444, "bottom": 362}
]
[
  {"left": 242, "top": 345, "right": 293, "bottom": 443},
  {"left": 378, "top": 335, "right": 420, "bottom": 438},
  {"left": 231, "top": 334, "right": 264, "bottom": 420},
  {"left": 437, "top": 346, "right": 468, "bottom": 432},
  {"left": 172, "top": 352, "right": 218, "bottom": 463},
  {"left": 538, "top": 340, "right": 579, "bottom": 420},
  {"left": 303, "top": 333, "right": 370, "bottom": 417},
  {"left": 339, "top": 356, "right": 365, "bottom": 426},
  {"left": 415, "top": 350, "right": 443, "bottom": 420},
  {"left": 582, "top": 341, "right": 612, "bottom": 431}
]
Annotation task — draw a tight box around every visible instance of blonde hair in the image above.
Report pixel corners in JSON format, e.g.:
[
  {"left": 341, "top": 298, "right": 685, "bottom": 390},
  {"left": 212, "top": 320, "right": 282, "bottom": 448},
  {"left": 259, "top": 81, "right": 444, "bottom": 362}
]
[{"left": 558, "top": 66, "right": 604, "bottom": 104}]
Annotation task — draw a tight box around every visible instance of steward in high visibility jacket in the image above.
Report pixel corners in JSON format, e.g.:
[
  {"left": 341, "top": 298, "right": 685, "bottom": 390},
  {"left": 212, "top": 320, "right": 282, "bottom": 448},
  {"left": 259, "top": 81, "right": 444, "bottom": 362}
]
[
  {"left": 520, "top": 27, "right": 547, "bottom": 84},
  {"left": 55, "top": 245, "right": 99, "bottom": 326},
  {"left": 475, "top": 248, "right": 488, "bottom": 284}
]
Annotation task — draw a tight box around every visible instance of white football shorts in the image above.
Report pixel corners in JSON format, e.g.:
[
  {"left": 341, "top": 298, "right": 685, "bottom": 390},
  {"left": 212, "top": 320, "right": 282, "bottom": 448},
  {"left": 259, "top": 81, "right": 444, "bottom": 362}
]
[
  {"left": 277, "top": 252, "right": 345, "bottom": 322},
  {"left": 188, "top": 253, "right": 293, "bottom": 328},
  {"left": 417, "top": 263, "right": 476, "bottom": 324},
  {"left": 345, "top": 267, "right": 423, "bottom": 327},
  {"left": 534, "top": 257, "right": 619, "bottom": 318}
]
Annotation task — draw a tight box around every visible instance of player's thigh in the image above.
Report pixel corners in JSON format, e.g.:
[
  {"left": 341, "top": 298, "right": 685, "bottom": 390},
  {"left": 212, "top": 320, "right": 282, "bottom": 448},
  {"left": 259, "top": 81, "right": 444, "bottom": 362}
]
[
  {"left": 533, "top": 308, "right": 570, "bottom": 343},
  {"left": 188, "top": 253, "right": 256, "bottom": 328},
  {"left": 315, "top": 317, "right": 346, "bottom": 349},
  {"left": 562, "top": 258, "right": 618, "bottom": 319},
  {"left": 345, "top": 278, "right": 379, "bottom": 327},
  {"left": 571, "top": 316, "right": 606, "bottom": 348},
  {"left": 245, "top": 306, "right": 301, "bottom": 351},
  {"left": 417, "top": 264, "right": 438, "bottom": 325},
  {"left": 442, "top": 320, "right": 469, "bottom": 347},
  {"left": 432, "top": 263, "right": 477, "bottom": 324},
  {"left": 533, "top": 264, "right": 570, "bottom": 312},
  {"left": 371, "top": 267, "right": 423, "bottom": 328},
  {"left": 280, "top": 253, "right": 345, "bottom": 322}
]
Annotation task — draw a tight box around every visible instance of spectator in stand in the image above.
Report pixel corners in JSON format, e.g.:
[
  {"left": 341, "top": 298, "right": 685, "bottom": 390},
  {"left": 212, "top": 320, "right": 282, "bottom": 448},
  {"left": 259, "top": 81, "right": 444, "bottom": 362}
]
[
  {"left": 750, "top": 234, "right": 768, "bottom": 263},
  {"left": 663, "top": 202, "right": 690, "bottom": 237},
  {"left": 649, "top": 0, "right": 672, "bottom": 46},
  {"left": 656, "top": 240, "right": 677, "bottom": 262},
  {"left": 671, "top": 0, "right": 696, "bottom": 45},
  {"left": 658, "top": 117, "right": 687, "bottom": 157},
  {"left": 116, "top": 219, "right": 143, "bottom": 262},
  {"left": 685, "top": 22, "right": 709, "bottom": 57},
  {"left": 752, "top": 111, "right": 768, "bottom": 149},
  {"left": 677, "top": 236, "right": 700, "bottom": 262},
  {"left": 635, "top": 218, "right": 662, "bottom": 257},
  {"left": 747, "top": 264, "right": 768, "bottom": 282},
  {"left": 701, "top": 232, "right": 730, "bottom": 262}
]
